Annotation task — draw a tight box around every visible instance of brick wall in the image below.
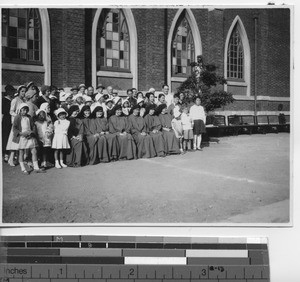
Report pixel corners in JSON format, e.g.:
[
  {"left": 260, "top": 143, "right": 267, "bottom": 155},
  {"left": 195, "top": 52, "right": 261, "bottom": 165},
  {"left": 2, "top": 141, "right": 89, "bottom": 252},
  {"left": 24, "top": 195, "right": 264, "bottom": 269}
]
[
  {"left": 49, "top": 9, "right": 86, "bottom": 88},
  {"left": 2, "top": 70, "right": 44, "bottom": 87}
]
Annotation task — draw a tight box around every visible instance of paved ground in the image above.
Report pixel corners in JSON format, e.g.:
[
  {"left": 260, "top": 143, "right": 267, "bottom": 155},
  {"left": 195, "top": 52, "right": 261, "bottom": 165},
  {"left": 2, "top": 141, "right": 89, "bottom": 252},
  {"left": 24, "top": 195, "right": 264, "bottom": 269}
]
[{"left": 1, "top": 133, "right": 290, "bottom": 224}]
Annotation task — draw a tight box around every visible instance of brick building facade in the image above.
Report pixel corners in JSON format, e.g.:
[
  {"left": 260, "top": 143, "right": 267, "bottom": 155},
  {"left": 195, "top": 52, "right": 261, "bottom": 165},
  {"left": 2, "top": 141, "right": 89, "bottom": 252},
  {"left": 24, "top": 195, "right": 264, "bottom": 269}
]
[{"left": 1, "top": 7, "right": 291, "bottom": 116}]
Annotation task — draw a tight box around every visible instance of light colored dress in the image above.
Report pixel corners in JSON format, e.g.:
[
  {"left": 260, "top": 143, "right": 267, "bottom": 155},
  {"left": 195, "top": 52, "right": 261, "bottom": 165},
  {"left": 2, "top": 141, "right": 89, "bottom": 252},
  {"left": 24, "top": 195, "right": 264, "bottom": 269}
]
[
  {"left": 18, "top": 117, "right": 38, "bottom": 149},
  {"left": 35, "top": 121, "right": 53, "bottom": 147},
  {"left": 52, "top": 119, "right": 70, "bottom": 149}
]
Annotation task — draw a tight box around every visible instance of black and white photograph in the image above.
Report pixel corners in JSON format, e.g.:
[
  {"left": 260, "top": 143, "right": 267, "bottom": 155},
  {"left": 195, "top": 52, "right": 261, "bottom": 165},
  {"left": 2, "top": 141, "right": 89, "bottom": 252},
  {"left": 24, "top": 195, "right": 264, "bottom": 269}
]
[{"left": 1, "top": 4, "right": 292, "bottom": 224}]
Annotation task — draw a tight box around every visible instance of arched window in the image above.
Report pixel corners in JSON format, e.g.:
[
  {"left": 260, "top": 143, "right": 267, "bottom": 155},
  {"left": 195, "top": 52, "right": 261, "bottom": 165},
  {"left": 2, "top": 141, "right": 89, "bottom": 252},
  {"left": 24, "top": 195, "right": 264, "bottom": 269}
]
[
  {"left": 2, "top": 8, "right": 42, "bottom": 64},
  {"left": 171, "top": 13, "right": 195, "bottom": 77},
  {"left": 224, "top": 16, "right": 251, "bottom": 97},
  {"left": 227, "top": 24, "right": 244, "bottom": 80},
  {"left": 96, "top": 9, "right": 130, "bottom": 72}
]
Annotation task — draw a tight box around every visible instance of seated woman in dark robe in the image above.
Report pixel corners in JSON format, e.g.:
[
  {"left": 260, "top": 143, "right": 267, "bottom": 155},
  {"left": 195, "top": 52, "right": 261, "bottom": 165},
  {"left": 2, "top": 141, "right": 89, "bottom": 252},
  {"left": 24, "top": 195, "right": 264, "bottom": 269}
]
[
  {"left": 79, "top": 105, "right": 109, "bottom": 165},
  {"left": 156, "top": 103, "right": 180, "bottom": 155},
  {"left": 91, "top": 106, "right": 119, "bottom": 162},
  {"left": 128, "top": 105, "right": 156, "bottom": 159},
  {"left": 144, "top": 104, "right": 166, "bottom": 157},
  {"left": 108, "top": 105, "right": 137, "bottom": 160},
  {"left": 66, "top": 105, "right": 89, "bottom": 167}
]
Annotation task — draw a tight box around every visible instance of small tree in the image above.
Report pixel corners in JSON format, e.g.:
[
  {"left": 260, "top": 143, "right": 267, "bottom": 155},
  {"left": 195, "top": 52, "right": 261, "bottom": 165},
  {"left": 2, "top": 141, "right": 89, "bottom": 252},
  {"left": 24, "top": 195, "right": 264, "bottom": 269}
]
[{"left": 177, "top": 55, "right": 234, "bottom": 112}]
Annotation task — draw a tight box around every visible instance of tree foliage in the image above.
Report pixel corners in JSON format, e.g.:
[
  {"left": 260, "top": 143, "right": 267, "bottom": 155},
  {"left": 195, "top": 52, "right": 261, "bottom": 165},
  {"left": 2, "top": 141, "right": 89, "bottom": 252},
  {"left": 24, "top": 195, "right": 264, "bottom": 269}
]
[{"left": 176, "top": 55, "right": 234, "bottom": 112}]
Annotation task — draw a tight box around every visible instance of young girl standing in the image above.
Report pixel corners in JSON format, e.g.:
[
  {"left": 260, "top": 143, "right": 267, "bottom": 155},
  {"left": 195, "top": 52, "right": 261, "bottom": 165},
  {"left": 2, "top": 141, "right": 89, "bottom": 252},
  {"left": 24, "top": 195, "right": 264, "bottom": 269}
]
[
  {"left": 189, "top": 96, "right": 206, "bottom": 150},
  {"left": 52, "top": 108, "right": 70, "bottom": 168},
  {"left": 35, "top": 109, "right": 54, "bottom": 168},
  {"left": 13, "top": 103, "right": 45, "bottom": 174}
]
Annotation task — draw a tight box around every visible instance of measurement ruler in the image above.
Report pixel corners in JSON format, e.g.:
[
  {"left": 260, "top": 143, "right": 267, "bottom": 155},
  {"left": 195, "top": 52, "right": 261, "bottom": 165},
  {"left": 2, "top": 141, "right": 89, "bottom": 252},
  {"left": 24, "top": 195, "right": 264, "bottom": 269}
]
[{"left": 0, "top": 236, "right": 269, "bottom": 282}]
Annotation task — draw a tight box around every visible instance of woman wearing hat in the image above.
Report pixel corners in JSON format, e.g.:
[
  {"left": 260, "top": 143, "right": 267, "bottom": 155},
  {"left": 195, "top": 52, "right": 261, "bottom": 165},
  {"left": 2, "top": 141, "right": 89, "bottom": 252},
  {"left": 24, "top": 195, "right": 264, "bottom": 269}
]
[
  {"left": 6, "top": 85, "right": 27, "bottom": 166},
  {"left": 79, "top": 105, "right": 109, "bottom": 164},
  {"left": 36, "top": 85, "right": 51, "bottom": 108},
  {"left": 66, "top": 105, "right": 89, "bottom": 167},
  {"left": 109, "top": 105, "right": 137, "bottom": 160},
  {"left": 156, "top": 103, "right": 180, "bottom": 155},
  {"left": 128, "top": 105, "right": 156, "bottom": 159},
  {"left": 13, "top": 103, "right": 45, "bottom": 174},
  {"left": 144, "top": 104, "right": 166, "bottom": 157}
]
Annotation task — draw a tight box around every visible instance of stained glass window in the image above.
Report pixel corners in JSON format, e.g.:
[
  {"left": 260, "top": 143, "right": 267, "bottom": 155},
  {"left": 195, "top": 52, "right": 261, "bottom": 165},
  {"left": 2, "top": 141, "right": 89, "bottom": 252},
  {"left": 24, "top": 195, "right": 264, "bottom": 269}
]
[
  {"left": 2, "top": 8, "right": 41, "bottom": 63},
  {"left": 171, "top": 15, "right": 194, "bottom": 76},
  {"left": 96, "top": 9, "right": 130, "bottom": 71},
  {"left": 227, "top": 25, "right": 244, "bottom": 80}
]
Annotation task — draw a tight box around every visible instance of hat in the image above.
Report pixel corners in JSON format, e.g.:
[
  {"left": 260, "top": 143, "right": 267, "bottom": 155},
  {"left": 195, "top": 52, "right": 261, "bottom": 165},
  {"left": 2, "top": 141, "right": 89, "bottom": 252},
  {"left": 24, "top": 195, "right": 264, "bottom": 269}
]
[
  {"left": 55, "top": 108, "right": 68, "bottom": 117},
  {"left": 137, "top": 97, "right": 144, "bottom": 104},
  {"left": 96, "top": 84, "right": 105, "bottom": 89},
  {"left": 26, "top": 81, "right": 34, "bottom": 89},
  {"left": 68, "top": 104, "right": 80, "bottom": 116},
  {"left": 84, "top": 96, "right": 92, "bottom": 102},
  {"left": 131, "top": 104, "right": 140, "bottom": 111},
  {"left": 114, "top": 104, "right": 122, "bottom": 113},
  {"left": 122, "top": 98, "right": 130, "bottom": 106},
  {"left": 78, "top": 84, "right": 86, "bottom": 89},
  {"left": 40, "top": 102, "right": 49, "bottom": 112},
  {"left": 17, "top": 85, "right": 27, "bottom": 93},
  {"left": 17, "top": 103, "right": 29, "bottom": 113},
  {"left": 36, "top": 109, "right": 46, "bottom": 116},
  {"left": 95, "top": 93, "right": 103, "bottom": 101},
  {"left": 105, "top": 99, "right": 113, "bottom": 105},
  {"left": 73, "top": 93, "right": 83, "bottom": 101},
  {"left": 25, "top": 89, "right": 36, "bottom": 100},
  {"left": 71, "top": 86, "right": 78, "bottom": 91},
  {"left": 5, "top": 84, "right": 16, "bottom": 93},
  {"left": 49, "top": 93, "right": 58, "bottom": 100},
  {"left": 155, "top": 103, "right": 167, "bottom": 115},
  {"left": 148, "top": 87, "right": 155, "bottom": 93}
]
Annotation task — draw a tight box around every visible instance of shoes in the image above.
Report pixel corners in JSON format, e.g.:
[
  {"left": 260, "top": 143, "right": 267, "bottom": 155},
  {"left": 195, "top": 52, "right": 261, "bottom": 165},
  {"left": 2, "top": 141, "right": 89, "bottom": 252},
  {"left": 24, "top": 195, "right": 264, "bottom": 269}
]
[
  {"left": 22, "top": 170, "right": 29, "bottom": 175},
  {"left": 55, "top": 162, "right": 62, "bottom": 169},
  {"left": 4, "top": 155, "right": 9, "bottom": 162},
  {"left": 197, "top": 147, "right": 203, "bottom": 151},
  {"left": 60, "top": 162, "right": 67, "bottom": 168},
  {"left": 8, "top": 160, "right": 15, "bottom": 167}
]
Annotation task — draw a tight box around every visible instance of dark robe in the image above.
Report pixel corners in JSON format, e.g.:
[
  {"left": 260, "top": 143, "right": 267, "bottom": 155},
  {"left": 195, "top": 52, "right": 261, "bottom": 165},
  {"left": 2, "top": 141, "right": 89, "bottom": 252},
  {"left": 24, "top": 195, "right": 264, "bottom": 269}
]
[
  {"left": 93, "top": 117, "right": 119, "bottom": 161},
  {"left": 158, "top": 113, "right": 180, "bottom": 154},
  {"left": 2, "top": 97, "right": 11, "bottom": 153},
  {"left": 144, "top": 114, "right": 166, "bottom": 157},
  {"left": 128, "top": 114, "right": 156, "bottom": 159},
  {"left": 82, "top": 117, "right": 109, "bottom": 164},
  {"left": 66, "top": 117, "right": 89, "bottom": 167},
  {"left": 108, "top": 115, "right": 137, "bottom": 160}
]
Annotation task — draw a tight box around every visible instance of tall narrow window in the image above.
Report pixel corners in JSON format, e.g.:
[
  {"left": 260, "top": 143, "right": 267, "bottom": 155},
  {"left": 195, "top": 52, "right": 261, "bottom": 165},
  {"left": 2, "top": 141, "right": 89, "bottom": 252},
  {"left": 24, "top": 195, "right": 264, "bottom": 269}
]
[
  {"left": 227, "top": 25, "right": 244, "bottom": 80},
  {"left": 2, "top": 8, "right": 42, "bottom": 63},
  {"left": 171, "top": 14, "right": 195, "bottom": 77},
  {"left": 96, "top": 9, "right": 130, "bottom": 72}
]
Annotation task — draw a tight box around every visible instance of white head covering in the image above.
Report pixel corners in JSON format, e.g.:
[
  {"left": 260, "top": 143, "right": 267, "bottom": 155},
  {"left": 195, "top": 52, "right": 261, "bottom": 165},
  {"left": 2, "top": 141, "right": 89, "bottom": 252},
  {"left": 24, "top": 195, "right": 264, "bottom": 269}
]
[
  {"left": 84, "top": 96, "right": 92, "bottom": 102},
  {"left": 137, "top": 97, "right": 144, "bottom": 104},
  {"left": 40, "top": 102, "right": 49, "bottom": 112},
  {"left": 55, "top": 108, "right": 68, "bottom": 117},
  {"left": 17, "top": 103, "right": 29, "bottom": 113},
  {"left": 36, "top": 109, "right": 46, "bottom": 116}
]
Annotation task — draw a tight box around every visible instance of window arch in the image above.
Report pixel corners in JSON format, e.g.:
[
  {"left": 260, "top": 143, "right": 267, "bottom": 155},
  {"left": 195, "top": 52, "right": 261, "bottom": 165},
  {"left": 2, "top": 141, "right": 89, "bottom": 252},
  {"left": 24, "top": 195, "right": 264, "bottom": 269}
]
[
  {"left": 96, "top": 9, "right": 130, "bottom": 71},
  {"left": 2, "top": 8, "right": 42, "bottom": 64},
  {"left": 224, "top": 16, "right": 251, "bottom": 96},
  {"left": 227, "top": 24, "right": 244, "bottom": 80},
  {"left": 167, "top": 9, "right": 202, "bottom": 93},
  {"left": 92, "top": 8, "right": 138, "bottom": 89},
  {"left": 171, "top": 14, "right": 195, "bottom": 77}
]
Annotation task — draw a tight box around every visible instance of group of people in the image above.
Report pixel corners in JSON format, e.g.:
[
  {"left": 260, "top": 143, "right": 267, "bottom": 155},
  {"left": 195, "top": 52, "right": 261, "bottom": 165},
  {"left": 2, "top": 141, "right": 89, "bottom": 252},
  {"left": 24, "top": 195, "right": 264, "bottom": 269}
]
[{"left": 2, "top": 82, "right": 206, "bottom": 175}]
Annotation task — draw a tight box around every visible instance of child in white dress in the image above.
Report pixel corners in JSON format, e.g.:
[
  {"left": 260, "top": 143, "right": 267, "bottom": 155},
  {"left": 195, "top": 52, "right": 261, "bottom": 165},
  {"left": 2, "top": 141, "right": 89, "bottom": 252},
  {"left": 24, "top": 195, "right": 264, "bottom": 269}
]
[
  {"left": 12, "top": 103, "right": 45, "bottom": 174},
  {"left": 181, "top": 105, "right": 194, "bottom": 151},
  {"left": 35, "top": 109, "right": 54, "bottom": 168},
  {"left": 52, "top": 108, "right": 70, "bottom": 168}
]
